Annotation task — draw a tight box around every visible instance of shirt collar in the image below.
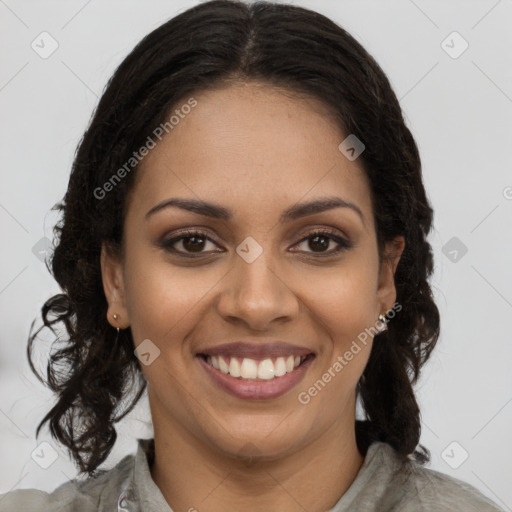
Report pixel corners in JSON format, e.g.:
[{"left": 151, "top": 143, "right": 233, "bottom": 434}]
[{"left": 128, "top": 438, "right": 173, "bottom": 512}]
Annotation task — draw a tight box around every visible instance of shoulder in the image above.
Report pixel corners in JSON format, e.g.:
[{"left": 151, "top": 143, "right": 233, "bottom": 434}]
[
  {"left": 374, "top": 442, "right": 504, "bottom": 512},
  {"left": 401, "top": 464, "right": 503, "bottom": 511},
  {"left": 0, "top": 452, "right": 136, "bottom": 512}
]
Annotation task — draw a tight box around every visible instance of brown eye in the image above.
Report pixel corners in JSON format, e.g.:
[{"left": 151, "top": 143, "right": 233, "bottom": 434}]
[
  {"left": 308, "top": 234, "right": 331, "bottom": 252},
  {"left": 293, "top": 230, "right": 351, "bottom": 256},
  {"left": 161, "top": 230, "right": 222, "bottom": 256},
  {"left": 181, "top": 234, "right": 207, "bottom": 252}
]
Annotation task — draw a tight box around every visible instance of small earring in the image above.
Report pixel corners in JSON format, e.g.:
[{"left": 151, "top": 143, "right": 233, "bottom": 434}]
[
  {"left": 112, "top": 314, "right": 120, "bottom": 344},
  {"left": 377, "top": 313, "right": 388, "bottom": 333},
  {"left": 112, "top": 313, "right": 120, "bottom": 335}
]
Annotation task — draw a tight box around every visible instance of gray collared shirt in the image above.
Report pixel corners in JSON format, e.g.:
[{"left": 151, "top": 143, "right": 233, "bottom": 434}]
[{"left": 0, "top": 438, "right": 504, "bottom": 511}]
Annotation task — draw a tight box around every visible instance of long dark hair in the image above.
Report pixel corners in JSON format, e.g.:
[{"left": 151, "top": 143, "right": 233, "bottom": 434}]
[{"left": 28, "top": 0, "right": 440, "bottom": 476}]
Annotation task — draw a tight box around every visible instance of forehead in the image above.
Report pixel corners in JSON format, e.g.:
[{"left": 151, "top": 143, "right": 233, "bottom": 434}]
[{"left": 129, "top": 82, "right": 373, "bottom": 226}]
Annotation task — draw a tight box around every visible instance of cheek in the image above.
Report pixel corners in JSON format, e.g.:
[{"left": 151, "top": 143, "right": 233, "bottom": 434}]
[
  {"left": 122, "top": 245, "right": 221, "bottom": 346},
  {"left": 298, "top": 278, "right": 378, "bottom": 407},
  {"left": 293, "top": 253, "right": 380, "bottom": 397},
  {"left": 298, "top": 254, "right": 380, "bottom": 342}
]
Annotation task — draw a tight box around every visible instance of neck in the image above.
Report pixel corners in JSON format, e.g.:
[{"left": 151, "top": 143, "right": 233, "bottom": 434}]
[{"left": 150, "top": 408, "right": 364, "bottom": 512}]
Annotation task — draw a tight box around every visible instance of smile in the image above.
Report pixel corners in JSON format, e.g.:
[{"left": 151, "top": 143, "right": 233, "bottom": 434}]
[
  {"left": 197, "top": 353, "right": 315, "bottom": 400},
  {"left": 200, "top": 354, "right": 310, "bottom": 380}
]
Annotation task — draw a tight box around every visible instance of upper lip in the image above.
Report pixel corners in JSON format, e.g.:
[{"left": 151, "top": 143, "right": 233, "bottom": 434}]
[{"left": 197, "top": 341, "right": 314, "bottom": 359}]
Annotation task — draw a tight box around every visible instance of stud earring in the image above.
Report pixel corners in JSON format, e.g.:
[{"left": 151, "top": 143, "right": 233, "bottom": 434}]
[
  {"left": 377, "top": 313, "right": 388, "bottom": 333},
  {"left": 112, "top": 313, "right": 120, "bottom": 344},
  {"left": 112, "top": 313, "right": 120, "bottom": 333}
]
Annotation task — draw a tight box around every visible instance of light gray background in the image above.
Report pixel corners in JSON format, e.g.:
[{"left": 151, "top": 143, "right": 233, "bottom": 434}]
[{"left": 1, "top": 0, "right": 511, "bottom": 508}]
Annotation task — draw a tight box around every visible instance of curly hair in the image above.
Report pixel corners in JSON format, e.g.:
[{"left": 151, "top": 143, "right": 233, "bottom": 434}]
[{"left": 28, "top": 0, "right": 440, "bottom": 476}]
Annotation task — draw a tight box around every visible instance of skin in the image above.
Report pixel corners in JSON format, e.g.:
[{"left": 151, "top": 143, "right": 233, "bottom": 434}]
[{"left": 101, "top": 81, "right": 404, "bottom": 512}]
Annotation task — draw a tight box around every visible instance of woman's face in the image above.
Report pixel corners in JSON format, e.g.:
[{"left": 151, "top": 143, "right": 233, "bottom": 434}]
[{"left": 102, "top": 82, "right": 404, "bottom": 461}]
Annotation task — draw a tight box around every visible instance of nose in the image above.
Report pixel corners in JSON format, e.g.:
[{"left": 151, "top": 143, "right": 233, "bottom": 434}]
[{"left": 216, "top": 250, "right": 300, "bottom": 331}]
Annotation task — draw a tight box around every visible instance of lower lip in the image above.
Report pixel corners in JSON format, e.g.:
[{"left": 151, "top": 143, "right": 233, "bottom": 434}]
[{"left": 197, "top": 355, "right": 314, "bottom": 400}]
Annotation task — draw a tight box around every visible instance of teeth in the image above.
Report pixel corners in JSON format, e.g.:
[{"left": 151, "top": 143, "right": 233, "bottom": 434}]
[
  {"left": 206, "top": 354, "right": 307, "bottom": 380},
  {"left": 218, "top": 355, "right": 229, "bottom": 374},
  {"left": 229, "top": 357, "right": 241, "bottom": 377},
  {"left": 240, "top": 358, "right": 258, "bottom": 379},
  {"left": 257, "top": 359, "right": 275, "bottom": 380},
  {"left": 274, "top": 357, "right": 287, "bottom": 377}
]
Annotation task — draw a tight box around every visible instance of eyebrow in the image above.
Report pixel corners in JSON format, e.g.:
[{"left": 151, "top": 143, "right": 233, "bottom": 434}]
[{"left": 145, "top": 196, "right": 365, "bottom": 226}]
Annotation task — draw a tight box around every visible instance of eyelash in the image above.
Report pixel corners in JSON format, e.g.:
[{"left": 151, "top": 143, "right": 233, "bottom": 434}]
[{"left": 160, "top": 228, "right": 352, "bottom": 258}]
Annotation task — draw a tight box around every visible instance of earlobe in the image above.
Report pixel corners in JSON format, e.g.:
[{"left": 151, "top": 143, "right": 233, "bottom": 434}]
[{"left": 100, "top": 243, "right": 130, "bottom": 329}]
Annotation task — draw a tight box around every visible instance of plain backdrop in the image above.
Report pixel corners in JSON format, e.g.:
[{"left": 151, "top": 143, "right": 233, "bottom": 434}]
[{"left": 1, "top": 0, "right": 511, "bottom": 509}]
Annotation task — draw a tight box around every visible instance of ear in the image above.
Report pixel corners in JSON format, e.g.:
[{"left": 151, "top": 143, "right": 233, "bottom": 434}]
[
  {"left": 100, "top": 243, "right": 130, "bottom": 329},
  {"left": 376, "top": 235, "right": 405, "bottom": 315}
]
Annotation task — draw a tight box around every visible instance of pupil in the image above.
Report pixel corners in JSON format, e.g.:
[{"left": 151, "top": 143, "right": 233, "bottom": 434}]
[
  {"left": 310, "top": 235, "right": 329, "bottom": 252},
  {"left": 184, "top": 236, "right": 205, "bottom": 252}
]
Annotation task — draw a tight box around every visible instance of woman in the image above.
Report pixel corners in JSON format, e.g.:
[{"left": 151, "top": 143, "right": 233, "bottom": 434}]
[{"left": 0, "top": 1, "right": 503, "bottom": 511}]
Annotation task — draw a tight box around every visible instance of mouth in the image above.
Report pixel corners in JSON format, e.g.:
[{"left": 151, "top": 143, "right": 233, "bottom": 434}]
[
  {"left": 196, "top": 346, "right": 315, "bottom": 400},
  {"left": 197, "top": 353, "right": 314, "bottom": 380}
]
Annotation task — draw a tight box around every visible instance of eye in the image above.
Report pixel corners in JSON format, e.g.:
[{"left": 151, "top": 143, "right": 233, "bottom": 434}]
[
  {"left": 291, "top": 229, "right": 351, "bottom": 256},
  {"left": 160, "top": 230, "right": 223, "bottom": 256},
  {"left": 160, "top": 228, "right": 351, "bottom": 258}
]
